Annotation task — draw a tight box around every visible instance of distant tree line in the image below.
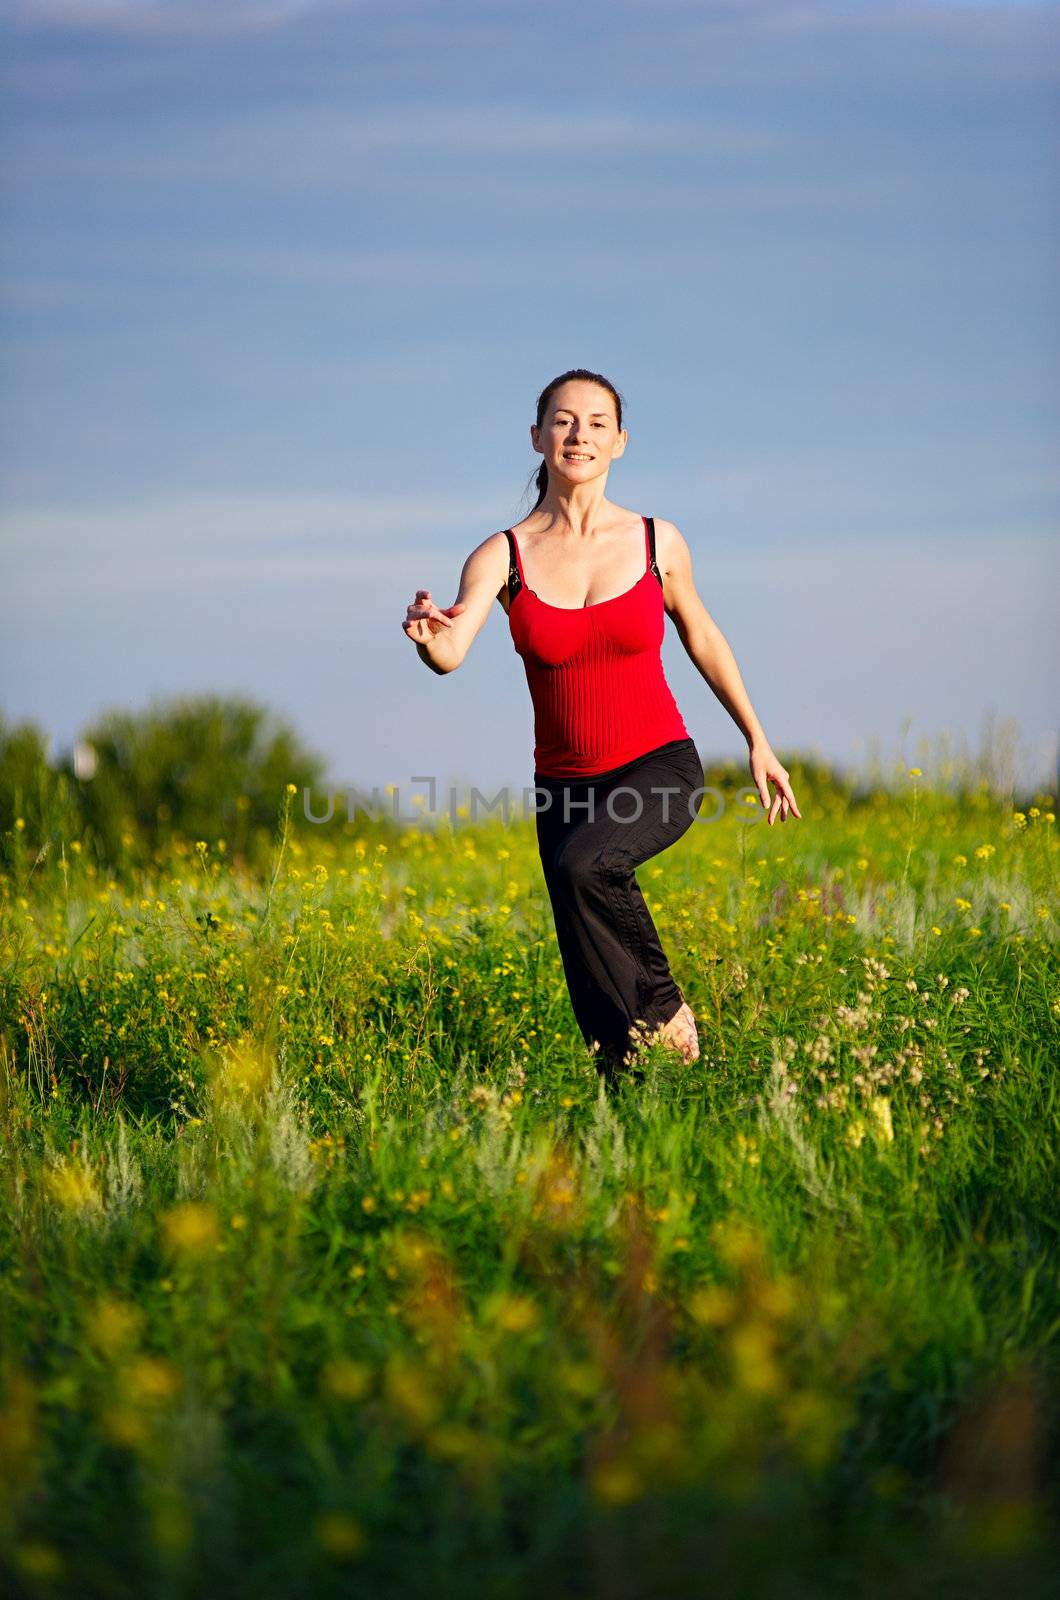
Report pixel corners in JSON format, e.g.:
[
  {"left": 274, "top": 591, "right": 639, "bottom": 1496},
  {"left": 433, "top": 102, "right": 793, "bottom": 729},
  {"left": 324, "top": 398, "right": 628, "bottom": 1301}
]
[
  {"left": 0, "top": 694, "right": 329, "bottom": 874},
  {"left": 2, "top": 694, "right": 1041, "bottom": 880}
]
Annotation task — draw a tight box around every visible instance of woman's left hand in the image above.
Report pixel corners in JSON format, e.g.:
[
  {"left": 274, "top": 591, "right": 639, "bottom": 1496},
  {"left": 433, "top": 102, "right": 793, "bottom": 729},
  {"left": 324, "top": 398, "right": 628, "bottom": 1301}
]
[{"left": 749, "top": 741, "right": 801, "bottom": 826}]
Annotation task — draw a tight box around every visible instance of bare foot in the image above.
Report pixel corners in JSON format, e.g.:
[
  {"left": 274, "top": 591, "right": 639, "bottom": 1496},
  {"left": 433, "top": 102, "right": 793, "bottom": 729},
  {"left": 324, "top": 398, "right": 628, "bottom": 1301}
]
[
  {"left": 627, "top": 1003, "right": 700, "bottom": 1066},
  {"left": 659, "top": 1001, "right": 700, "bottom": 1064}
]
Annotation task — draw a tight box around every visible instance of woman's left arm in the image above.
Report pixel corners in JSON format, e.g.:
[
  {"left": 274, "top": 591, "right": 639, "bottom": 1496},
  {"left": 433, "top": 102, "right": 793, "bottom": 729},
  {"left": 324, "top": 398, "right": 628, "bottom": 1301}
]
[{"left": 656, "top": 518, "right": 801, "bottom": 827}]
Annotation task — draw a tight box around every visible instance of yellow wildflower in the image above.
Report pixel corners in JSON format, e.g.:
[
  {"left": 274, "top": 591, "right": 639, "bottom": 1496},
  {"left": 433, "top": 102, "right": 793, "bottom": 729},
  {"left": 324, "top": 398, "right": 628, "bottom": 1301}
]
[
  {"left": 46, "top": 1160, "right": 102, "bottom": 1215},
  {"left": 490, "top": 1294, "right": 539, "bottom": 1334},
  {"left": 591, "top": 1458, "right": 643, "bottom": 1505},
  {"left": 869, "top": 1096, "right": 894, "bottom": 1144},
  {"left": 161, "top": 1202, "right": 219, "bottom": 1253},
  {"left": 126, "top": 1356, "right": 182, "bottom": 1405},
  {"left": 316, "top": 1514, "right": 366, "bottom": 1561},
  {"left": 320, "top": 1359, "right": 372, "bottom": 1401}
]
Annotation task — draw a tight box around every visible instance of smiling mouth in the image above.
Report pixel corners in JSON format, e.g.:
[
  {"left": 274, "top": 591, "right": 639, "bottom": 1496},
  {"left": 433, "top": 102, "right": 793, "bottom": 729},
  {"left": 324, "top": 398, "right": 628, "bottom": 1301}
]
[{"left": 563, "top": 452, "right": 594, "bottom": 462}]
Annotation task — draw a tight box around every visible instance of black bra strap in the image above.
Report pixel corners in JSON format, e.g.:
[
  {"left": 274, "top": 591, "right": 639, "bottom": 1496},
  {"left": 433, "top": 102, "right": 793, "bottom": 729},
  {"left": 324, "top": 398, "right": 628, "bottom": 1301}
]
[
  {"left": 504, "top": 529, "right": 522, "bottom": 600},
  {"left": 646, "top": 517, "right": 663, "bottom": 587}
]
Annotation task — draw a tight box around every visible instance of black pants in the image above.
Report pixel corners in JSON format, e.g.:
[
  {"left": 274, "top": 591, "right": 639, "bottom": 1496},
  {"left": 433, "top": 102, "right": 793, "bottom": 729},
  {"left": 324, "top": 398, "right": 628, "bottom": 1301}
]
[{"left": 533, "top": 736, "right": 704, "bottom": 1080}]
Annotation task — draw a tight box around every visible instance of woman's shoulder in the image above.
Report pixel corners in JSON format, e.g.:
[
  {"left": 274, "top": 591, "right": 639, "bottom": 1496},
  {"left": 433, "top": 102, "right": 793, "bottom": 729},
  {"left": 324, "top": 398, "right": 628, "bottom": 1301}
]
[
  {"left": 466, "top": 526, "right": 515, "bottom": 556},
  {"left": 647, "top": 517, "right": 693, "bottom": 584},
  {"left": 459, "top": 527, "right": 516, "bottom": 591},
  {"left": 648, "top": 515, "right": 686, "bottom": 548}
]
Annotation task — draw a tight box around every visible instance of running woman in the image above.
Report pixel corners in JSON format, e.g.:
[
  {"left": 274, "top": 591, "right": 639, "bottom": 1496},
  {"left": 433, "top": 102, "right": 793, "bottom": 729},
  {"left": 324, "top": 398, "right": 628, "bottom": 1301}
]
[{"left": 402, "top": 368, "right": 801, "bottom": 1080}]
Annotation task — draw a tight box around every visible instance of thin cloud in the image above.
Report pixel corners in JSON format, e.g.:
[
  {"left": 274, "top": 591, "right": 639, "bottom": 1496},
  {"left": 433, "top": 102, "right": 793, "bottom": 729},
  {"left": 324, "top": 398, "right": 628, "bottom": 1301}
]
[
  {"left": 2, "top": 483, "right": 1054, "bottom": 590},
  {"left": 7, "top": 105, "right": 790, "bottom": 190},
  {"left": 8, "top": 0, "right": 350, "bottom": 38},
  {"left": 13, "top": 0, "right": 1049, "bottom": 29},
  {"left": 0, "top": 489, "right": 510, "bottom": 568}
]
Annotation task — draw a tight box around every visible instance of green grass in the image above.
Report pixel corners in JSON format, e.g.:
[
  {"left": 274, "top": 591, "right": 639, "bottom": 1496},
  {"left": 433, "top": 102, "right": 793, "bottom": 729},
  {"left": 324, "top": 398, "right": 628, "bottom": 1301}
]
[{"left": 0, "top": 771, "right": 1057, "bottom": 1598}]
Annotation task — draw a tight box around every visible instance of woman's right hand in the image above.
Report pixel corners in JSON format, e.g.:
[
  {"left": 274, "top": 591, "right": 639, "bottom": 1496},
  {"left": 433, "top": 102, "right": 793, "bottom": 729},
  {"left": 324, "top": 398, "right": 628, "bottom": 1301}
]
[{"left": 402, "top": 589, "right": 466, "bottom": 644}]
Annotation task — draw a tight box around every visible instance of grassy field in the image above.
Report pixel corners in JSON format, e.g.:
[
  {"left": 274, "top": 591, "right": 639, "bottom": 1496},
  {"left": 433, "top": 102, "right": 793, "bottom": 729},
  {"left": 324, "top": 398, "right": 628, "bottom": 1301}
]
[{"left": 1, "top": 759, "right": 1057, "bottom": 1598}]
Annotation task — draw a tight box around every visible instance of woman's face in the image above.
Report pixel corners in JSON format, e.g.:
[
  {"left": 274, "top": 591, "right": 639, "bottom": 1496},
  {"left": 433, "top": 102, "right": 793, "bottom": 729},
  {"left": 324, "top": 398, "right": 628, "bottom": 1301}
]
[{"left": 530, "top": 380, "right": 627, "bottom": 487}]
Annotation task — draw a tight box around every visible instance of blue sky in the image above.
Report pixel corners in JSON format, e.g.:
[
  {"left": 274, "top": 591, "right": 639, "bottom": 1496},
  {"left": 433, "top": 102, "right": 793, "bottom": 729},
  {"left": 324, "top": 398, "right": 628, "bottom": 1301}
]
[{"left": 1, "top": 0, "right": 1057, "bottom": 796}]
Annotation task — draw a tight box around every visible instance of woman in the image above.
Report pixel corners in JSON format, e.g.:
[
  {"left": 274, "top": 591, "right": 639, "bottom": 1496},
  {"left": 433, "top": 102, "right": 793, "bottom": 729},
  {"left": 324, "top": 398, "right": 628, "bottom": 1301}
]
[{"left": 402, "top": 368, "right": 800, "bottom": 1081}]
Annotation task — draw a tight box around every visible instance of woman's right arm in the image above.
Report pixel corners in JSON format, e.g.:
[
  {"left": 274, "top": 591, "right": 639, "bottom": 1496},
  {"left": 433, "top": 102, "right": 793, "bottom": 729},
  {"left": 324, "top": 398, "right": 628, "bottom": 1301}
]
[{"left": 402, "top": 531, "right": 510, "bottom": 675}]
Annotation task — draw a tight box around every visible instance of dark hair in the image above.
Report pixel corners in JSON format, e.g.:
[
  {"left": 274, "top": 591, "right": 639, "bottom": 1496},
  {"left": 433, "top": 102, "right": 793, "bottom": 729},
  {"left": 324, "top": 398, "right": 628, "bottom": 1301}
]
[{"left": 526, "top": 368, "right": 625, "bottom": 511}]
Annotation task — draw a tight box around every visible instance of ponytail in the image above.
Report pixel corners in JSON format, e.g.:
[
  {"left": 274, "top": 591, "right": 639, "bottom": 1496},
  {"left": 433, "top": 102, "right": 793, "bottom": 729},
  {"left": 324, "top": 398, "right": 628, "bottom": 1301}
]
[{"left": 532, "top": 462, "right": 548, "bottom": 511}]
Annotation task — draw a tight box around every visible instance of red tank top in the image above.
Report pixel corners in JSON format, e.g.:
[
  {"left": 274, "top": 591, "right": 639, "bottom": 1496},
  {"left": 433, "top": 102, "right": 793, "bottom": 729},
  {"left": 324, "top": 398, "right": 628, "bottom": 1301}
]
[{"left": 504, "top": 516, "right": 690, "bottom": 779}]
